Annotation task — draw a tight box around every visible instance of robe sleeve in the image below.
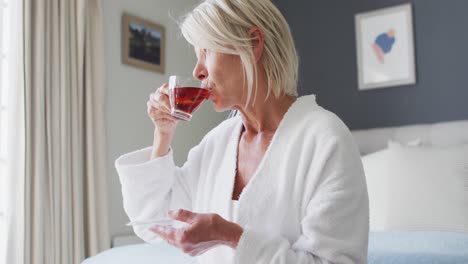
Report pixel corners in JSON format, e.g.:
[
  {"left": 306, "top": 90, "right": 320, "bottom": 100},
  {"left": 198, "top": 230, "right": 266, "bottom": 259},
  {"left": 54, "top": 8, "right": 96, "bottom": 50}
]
[
  {"left": 234, "top": 134, "right": 369, "bottom": 264},
  {"left": 115, "top": 140, "right": 205, "bottom": 244}
]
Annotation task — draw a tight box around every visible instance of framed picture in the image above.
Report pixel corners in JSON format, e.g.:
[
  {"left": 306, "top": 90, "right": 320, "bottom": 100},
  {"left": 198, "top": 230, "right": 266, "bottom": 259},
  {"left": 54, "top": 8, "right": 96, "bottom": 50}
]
[
  {"left": 355, "top": 3, "right": 416, "bottom": 90},
  {"left": 122, "top": 13, "right": 165, "bottom": 74}
]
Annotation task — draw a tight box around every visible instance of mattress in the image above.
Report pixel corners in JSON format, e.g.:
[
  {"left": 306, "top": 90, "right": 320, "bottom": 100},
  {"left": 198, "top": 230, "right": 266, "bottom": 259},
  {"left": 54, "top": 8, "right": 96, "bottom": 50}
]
[
  {"left": 82, "top": 232, "right": 468, "bottom": 264},
  {"left": 81, "top": 241, "right": 195, "bottom": 264}
]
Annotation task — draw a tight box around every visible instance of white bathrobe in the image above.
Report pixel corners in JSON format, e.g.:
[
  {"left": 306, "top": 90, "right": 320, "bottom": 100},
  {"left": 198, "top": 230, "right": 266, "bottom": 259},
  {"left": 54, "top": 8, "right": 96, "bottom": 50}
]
[{"left": 116, "top": 95, "right": 369, "bottom": 264}]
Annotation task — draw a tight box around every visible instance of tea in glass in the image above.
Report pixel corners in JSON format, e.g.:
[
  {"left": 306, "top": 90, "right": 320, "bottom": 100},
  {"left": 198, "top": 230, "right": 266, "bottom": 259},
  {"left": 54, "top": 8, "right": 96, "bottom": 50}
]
[{"left": 168, "top": 75, "right": 210, "bottom": 121}]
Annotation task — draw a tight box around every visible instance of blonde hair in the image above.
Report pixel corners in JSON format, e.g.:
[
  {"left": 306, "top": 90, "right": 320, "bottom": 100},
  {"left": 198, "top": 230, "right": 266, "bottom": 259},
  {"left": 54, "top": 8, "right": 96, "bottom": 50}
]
[{"left": 180, "top": 0, "right": 299, "bottom": 106}]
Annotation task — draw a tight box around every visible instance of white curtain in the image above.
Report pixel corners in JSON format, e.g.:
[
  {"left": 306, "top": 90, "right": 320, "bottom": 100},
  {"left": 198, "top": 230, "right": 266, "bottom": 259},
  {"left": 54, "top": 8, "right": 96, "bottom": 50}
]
[
  {"left": 6, "top": 0, "right": 110, "bottom": 263},
  {"left": 4, "top": 0, "right": 25, "bottom": 263}
]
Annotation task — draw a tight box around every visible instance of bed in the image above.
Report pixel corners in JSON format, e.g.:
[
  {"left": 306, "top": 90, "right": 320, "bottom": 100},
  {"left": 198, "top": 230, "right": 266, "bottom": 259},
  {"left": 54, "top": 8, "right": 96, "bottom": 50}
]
[
  {"left": 356, "top": 119, "right": 468, "bottom": 263},
  {"left": 83, "top": 119, "right": 468, "bottom": 264},
  {"left": 82, "top": 238, "right": 195, "bottom": 264}
]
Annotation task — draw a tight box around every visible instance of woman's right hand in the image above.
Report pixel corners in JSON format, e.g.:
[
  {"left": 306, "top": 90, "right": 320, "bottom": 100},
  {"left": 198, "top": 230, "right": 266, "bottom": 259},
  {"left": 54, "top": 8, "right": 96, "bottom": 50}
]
[{"left": 147, "top": 83, "right": 179, "bottom": 139}]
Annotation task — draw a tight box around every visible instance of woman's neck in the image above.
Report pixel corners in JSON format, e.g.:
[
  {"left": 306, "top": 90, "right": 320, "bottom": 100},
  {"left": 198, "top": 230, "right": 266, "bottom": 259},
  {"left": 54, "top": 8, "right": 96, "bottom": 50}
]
[{"left": 236, "top": 93, "right": 296, "bottom": 135}]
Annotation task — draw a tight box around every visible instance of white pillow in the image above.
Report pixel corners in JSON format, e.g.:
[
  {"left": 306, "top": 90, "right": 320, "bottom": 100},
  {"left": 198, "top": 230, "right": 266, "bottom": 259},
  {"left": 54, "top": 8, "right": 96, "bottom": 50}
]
[
  {"left": 362, "top": 148, "right": 391, "bottom": 231},
  {"left": 384, "top": 143, "right": 468, "bottom": 233},
  {"left": 362, "top": 139, "right": 423, "bottom": 231}
]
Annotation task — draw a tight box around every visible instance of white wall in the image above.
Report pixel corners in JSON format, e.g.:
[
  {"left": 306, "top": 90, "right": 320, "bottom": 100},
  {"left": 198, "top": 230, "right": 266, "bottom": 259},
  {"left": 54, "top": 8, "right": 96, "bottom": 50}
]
[{"left": 102, "top": 0, "right": 228, "bottom": 242}]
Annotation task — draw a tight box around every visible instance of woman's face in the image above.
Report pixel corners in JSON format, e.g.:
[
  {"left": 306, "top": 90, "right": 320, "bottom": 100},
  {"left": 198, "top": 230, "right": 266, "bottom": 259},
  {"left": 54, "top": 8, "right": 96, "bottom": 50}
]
[{"left": 192, "top": 48, "right": 246, "bottom": 112}]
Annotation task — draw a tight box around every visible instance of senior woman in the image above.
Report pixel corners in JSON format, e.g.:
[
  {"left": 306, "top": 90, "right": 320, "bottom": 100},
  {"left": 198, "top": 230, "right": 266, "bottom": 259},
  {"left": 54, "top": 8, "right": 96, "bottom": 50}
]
[{"left": 115, "top": 0, "right": 369, "bottom": 263}]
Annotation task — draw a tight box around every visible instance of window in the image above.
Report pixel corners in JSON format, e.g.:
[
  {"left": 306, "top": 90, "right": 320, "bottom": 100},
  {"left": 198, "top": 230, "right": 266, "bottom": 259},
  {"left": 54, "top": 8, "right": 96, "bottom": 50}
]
[{"left": 0, "top": 0, "right": 10, "bottom": 262}]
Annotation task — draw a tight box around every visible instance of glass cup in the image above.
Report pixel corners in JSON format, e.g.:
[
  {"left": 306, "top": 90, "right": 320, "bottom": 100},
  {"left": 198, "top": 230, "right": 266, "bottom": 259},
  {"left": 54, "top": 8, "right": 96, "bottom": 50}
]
[{"left": 168, "top": 75, "right": 210, "bottom": 121}]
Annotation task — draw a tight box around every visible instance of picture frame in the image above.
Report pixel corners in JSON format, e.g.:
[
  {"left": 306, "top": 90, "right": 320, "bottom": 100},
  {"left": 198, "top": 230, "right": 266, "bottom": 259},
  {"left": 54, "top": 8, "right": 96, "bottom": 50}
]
[
  {"left": 355, "top": 3, "right": 416, "bottom": 90},
  {"left": 121, "top": 13, "right": 165, "bottom": 74}
]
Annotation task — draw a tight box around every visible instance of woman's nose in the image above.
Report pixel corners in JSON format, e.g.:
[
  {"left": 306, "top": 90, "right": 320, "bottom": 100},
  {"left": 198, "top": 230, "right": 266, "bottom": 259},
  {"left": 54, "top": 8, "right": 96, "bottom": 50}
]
[{"left": 192, "top": 62, "right": 208, "bottom": 81}]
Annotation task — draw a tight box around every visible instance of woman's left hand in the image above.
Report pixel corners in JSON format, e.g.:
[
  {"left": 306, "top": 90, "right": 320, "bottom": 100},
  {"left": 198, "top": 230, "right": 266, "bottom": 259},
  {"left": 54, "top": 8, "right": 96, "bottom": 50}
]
[{"left": 150, "top": 209, "right": 243, "bottom": 256}]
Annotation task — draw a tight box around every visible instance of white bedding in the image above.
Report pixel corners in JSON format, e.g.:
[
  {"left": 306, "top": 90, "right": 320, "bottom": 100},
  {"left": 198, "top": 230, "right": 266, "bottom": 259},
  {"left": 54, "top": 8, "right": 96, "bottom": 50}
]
[
  {"left": 82, "top": 242, "right": 195, "bottom": 264},
  {"left": 353, "top": 119, "right": 468, "bottom": 233}
]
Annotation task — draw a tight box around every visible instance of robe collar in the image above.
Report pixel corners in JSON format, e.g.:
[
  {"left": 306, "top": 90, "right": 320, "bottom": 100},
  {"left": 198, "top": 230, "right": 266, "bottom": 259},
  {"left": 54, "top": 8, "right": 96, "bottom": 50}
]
[{"left": 211, "top": 95, "right": 318, "bottom": 227}]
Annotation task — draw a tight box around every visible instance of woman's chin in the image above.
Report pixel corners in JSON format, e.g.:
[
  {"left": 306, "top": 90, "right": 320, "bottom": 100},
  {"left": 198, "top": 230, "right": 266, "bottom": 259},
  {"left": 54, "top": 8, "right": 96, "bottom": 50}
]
[
  {"left": 211, "top": 101, "right": 229, "bottom": 113},
  {"left": 212, "top": 104, "right": 227, "bottom": 113},
  {"left": 210, "top": 97, "right": 221, "bottom": 111},
  {"left": 210, "top": 96, "right": 232, "bottom": 113}
]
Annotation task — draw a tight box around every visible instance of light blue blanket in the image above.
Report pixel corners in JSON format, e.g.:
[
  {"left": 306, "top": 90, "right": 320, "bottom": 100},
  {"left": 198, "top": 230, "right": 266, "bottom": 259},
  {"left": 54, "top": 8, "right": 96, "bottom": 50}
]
[
  {"left": 368, "top": 231, "right": 468, "bottom": 264},
  {"left": 83, "top": 232, "right": 468, "bottom": 264}
]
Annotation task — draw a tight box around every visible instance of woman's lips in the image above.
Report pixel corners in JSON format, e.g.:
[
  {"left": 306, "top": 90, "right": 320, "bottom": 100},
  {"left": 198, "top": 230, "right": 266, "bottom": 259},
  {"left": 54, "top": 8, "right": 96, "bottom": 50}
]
[
  {"left": 207, "top": 89, "right": 216, "bottom": 101},
  {"left": 208, "top": 89, "right": 214, "bottom": 99},
  {"left": 202, "top": 82, "right": 213, "bottom": 93}
]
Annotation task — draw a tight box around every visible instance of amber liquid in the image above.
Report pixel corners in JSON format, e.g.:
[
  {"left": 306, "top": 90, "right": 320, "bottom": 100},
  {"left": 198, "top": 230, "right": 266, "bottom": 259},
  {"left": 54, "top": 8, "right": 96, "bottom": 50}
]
[{"left": 173, "top": 86, "right": 210, "bottom": 114}]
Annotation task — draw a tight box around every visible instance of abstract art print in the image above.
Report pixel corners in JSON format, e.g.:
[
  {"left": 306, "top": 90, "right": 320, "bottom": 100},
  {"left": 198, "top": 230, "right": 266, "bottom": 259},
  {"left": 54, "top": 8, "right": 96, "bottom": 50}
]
[
  {"left": 122, "top": 13, "right": 165, "bottom": 74},
  {"left": 355, "top": 4, "right": 416, "bottom": 90}
]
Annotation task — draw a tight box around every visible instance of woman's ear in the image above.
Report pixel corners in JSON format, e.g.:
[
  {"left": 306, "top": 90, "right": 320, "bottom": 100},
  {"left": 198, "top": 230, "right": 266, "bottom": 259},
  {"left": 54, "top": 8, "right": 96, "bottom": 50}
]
[{"left": 248, "top": 27, "right": 264, "bottom": 63}]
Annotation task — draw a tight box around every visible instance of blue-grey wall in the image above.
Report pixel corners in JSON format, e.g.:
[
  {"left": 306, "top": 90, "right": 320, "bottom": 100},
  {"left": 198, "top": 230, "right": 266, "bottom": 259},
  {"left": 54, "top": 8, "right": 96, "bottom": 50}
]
[{"left": 274, "top": 0, "right": 468, "bottom": 130}]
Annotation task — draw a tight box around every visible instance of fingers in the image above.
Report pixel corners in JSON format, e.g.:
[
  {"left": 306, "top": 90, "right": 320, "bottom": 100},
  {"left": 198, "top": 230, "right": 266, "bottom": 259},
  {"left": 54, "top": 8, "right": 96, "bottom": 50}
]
[
  {"left": 156, "top": 83, "right": 169, "bottom": 96},
  {"left": 150, "top": 225, "right": 188, "bottom": 249},
  {"left": 149, "top": 92, "right": 170, "bottom": 112},
  {"left": 147, "top": 83, "right": 178, "bottom": 124},
  {"left": 169, "top": 209, "right": 197, "bottom": 224},
  {"left": 188, "top": 244, "right": 213, "bottom": 256},
  {"left": 150, "top": 225, "right": 178, "bottom": 244},
  {"left": 148, "top": 94, "right": 170, "bottom": 113},
  {"left": 148, "top": 82, "right": 171, "bottom": 111},
  {"left": 146, "top": 101, "right": 177, "bottom": 122},
  {"left": 150, "top": 212, "right": 227, "bottom": 257},
  {"left": 150, "top": 225, "right": 199, "bottom": 256}
]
